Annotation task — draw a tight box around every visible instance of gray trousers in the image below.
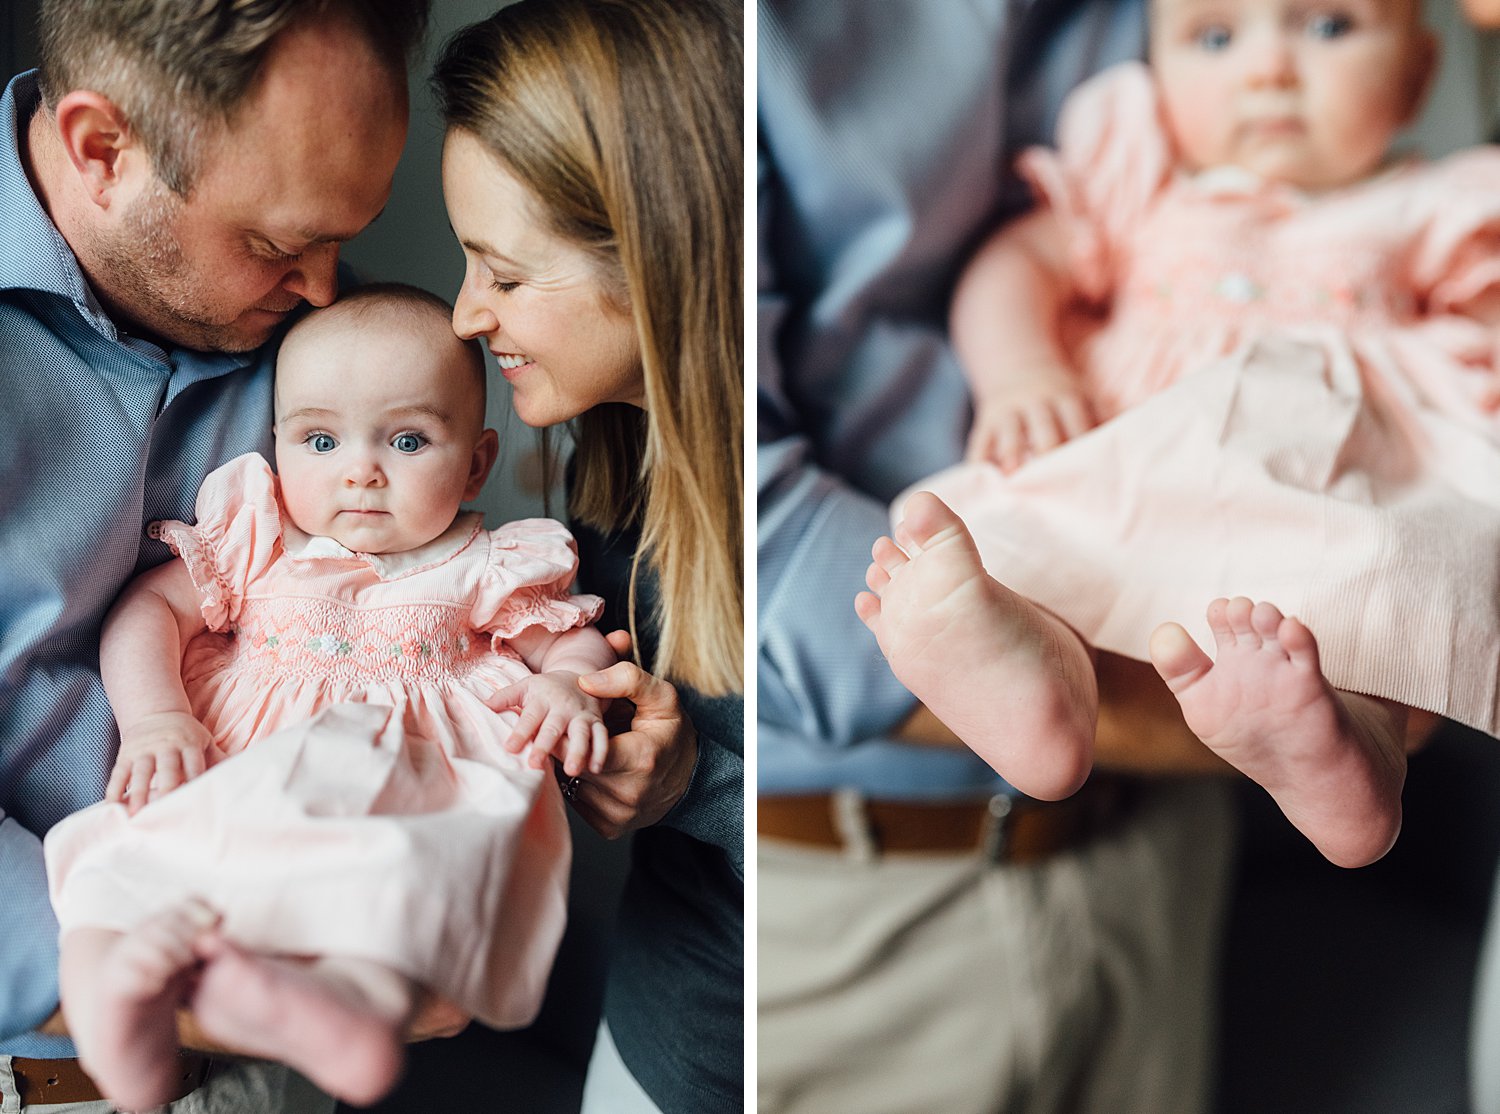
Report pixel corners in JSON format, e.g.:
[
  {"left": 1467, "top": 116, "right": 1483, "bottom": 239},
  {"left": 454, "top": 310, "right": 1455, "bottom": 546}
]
[
  {"left": 0, "top": 1058, "right": 331, "bottom": 1114},
  {"left": 758, "top": 779, "right": 1235, "bottom": 1114}
]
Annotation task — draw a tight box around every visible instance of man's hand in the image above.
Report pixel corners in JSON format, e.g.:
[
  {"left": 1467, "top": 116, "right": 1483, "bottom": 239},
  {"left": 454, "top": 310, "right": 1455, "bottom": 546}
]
[
  {"left": 966, "top": 363, "right": 1095, "bottom": 472},
  {"left": 106, "top": 712, "right": 214, "bottom": 815}
]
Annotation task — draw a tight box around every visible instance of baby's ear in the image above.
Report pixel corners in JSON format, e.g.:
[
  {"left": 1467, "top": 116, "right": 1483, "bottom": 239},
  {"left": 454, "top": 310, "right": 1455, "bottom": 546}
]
[{"left": 464, "top": 428, "right": 500, "bottom": 501}]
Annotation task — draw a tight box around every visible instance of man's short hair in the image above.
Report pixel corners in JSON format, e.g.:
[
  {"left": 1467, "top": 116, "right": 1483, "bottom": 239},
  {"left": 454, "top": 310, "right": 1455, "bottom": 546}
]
[{"left": 37, "top": 0, "right": 431, "bottom": 194}]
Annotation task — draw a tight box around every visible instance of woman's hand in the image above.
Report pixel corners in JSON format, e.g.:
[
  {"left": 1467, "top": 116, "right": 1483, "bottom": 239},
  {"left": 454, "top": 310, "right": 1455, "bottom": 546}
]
[
  {"left": 571, "top": 655, "right": 698, "bottom": 838},
  {"left": 106, "top": 711, "right": 214, "bottom": 815},
  {"left": 488, "top": 672, "right": 610, "bottom": 777}
]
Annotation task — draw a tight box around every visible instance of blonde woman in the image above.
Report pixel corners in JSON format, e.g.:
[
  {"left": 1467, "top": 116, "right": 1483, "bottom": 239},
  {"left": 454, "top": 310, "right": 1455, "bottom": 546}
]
[{"left": 435, "top": 1, "right": 743, "bottom": 1111}]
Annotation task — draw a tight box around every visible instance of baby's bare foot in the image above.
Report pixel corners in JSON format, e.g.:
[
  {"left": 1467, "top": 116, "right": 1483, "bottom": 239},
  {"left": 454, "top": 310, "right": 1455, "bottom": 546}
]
[
  {"left": 1150, "top": 597, "right": 1406, "bottom": 867},
  {"left": 191, "top": 936, "right": 409, "bottom": 1107},
  {"left": 855, "top": 491, "right": 1096, "bottom": 799},
  {"left": 60, "top": 899, "right": 218, "bottom": 1112}
]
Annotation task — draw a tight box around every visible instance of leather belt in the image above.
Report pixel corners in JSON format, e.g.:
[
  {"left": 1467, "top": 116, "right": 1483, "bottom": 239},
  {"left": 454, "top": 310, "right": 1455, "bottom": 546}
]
[
  {"left": 758, "top": 777, "right": 1132, "bottom": 864},
  {"left": 11, "top": 1052, "right": 215, "bottom": 1107}
]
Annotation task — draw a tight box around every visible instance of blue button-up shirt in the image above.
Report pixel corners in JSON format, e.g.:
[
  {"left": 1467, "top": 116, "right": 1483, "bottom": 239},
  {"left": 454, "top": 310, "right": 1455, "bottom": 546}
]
[
  {"left": 0, "top": 71, "right": 276, "bottom": 1053},
  {"left": 757, "top": 0, "right": 1145, "bottom": 797}
]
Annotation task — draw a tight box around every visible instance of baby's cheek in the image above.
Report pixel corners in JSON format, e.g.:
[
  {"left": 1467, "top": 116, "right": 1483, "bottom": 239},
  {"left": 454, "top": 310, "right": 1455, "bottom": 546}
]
[{"left": 1160, "top": 92, "right": 1227, "bottom": 172}]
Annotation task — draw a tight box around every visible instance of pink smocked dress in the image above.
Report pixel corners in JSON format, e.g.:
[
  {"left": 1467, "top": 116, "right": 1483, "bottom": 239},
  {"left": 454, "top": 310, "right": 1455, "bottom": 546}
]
[
  {"left": 917, "top": 62, "right": 1500, "bottom": 735},
  {"left": 46, "top": 454, "right": 605, "bottom": 1028}
]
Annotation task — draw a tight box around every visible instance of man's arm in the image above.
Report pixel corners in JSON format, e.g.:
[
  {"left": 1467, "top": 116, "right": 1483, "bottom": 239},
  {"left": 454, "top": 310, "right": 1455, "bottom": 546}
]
[
  {"left": 756, "top": 136, "right": 922, "bottom": 753},
  {"left": 0, "top": 814, "right": 65, "bottom": 1041}
]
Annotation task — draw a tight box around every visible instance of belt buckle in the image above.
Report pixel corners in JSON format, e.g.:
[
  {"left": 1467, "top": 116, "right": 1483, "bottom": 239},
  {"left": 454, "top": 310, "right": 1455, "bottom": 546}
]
[{"left": 981, "top": 793, "right": 1014, "bottom": 862}]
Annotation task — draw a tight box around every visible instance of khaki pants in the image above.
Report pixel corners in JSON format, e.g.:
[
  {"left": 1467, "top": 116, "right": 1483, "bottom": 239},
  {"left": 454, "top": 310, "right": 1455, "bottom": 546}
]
[
  {"left": 758, "top": 780, "right": 1235, "bottom": 1114},
  {"left": 0, "top": 1059, "right": 331, "bottom": 1114}
]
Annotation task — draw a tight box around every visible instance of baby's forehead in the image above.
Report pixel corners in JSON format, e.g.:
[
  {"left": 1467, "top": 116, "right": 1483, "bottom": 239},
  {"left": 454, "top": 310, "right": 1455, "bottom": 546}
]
[
  {"left": 274, "top": 300, "right": 485, "bottom": 424},
  {"left": 285, "top": 297, "right": 455, "bottom": 352}
]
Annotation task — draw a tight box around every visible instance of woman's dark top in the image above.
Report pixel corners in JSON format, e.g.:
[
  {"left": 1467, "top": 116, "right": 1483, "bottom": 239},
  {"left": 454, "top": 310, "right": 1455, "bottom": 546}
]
[{"left": 572, "top": 511, "right": 744, "bottom": 1114}]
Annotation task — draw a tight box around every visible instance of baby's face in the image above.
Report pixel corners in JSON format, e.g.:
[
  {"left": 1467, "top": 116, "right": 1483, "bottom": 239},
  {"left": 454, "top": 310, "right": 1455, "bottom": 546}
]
[
  {"left": 1150, "top": 0, "right": 1435, "bottom": 191},
  {"left": 273, "top": 310, "right": 494, "bottom": 554}
]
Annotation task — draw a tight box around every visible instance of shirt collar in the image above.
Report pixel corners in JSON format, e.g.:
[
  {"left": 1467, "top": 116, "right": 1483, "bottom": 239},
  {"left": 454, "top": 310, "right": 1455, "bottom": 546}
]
[
  {"left": 0, "top": 72, "right": 110, "bottom": 324},
  {"left": 0, "top": 71, "right": 276, "bottom": 384},
  {"left": 282, "top": 512, "right": 485, "bottom": 580}
]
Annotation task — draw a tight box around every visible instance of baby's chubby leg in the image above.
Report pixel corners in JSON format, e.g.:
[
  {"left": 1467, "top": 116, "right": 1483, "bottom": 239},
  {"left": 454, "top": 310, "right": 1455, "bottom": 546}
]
[
  {"left": 1151, "top": 598, "right": 1406, "bottom": 867},
  {"left": 59, "top": 899, "right": 218, "bottom": 1113},
  {"left": 856, "top": 491, "right": 1097, "bottom": 800},
  {"left": 190, "top": 936, "right": 413, "bottom": 1107}
]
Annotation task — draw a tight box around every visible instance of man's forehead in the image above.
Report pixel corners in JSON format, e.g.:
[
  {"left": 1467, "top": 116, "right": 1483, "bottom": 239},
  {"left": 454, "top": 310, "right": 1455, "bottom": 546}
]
[{"left": 188, "top": 20, "right": 408, "bottom": 235}]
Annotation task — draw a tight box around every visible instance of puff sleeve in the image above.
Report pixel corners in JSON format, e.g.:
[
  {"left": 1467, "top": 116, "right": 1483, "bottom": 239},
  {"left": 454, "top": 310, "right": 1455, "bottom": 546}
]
[
  {"left": 148, "top": 453, "right": 284, "bottom": 631},
  {"left": 1015, "top": 61, "right": 1175, "bottom": 304},
  {"left": 1408, "top": 148, "right": 1500, "bottom": 314},
  {"left": 470, "top": 519, "right": 605, "bottom": 648}
]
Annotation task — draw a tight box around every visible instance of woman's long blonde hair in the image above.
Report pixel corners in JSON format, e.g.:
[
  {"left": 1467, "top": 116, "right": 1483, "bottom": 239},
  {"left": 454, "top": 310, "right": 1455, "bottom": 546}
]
[{"left": 434, "top": 0, "right": 743, "bottom": 695}]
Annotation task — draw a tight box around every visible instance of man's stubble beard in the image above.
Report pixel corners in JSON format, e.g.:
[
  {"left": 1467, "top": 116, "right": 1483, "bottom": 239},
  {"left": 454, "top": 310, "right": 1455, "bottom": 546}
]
[{"left": 85, "top": 179, "right": 269, "bottom": 354}]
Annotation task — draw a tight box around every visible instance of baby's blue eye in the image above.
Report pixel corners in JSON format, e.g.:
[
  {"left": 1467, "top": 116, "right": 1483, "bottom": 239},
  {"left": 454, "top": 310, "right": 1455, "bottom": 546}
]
[
  {"left": 1195, "top": 24, "right": 1233, "bottom": 50},
  {"left": 308, "top": 433, "right": 337, "bottom": 453},
  {"left": 1307, "top": 12, "right": 1353, "bottom": 39},
  {"left": 393, "top": 432, "right": 427, "bottom": 454}
]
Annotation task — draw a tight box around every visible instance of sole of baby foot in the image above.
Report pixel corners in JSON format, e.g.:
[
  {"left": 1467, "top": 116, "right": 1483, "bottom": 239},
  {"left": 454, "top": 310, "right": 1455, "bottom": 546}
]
[
  {"left": 61, "top": 900, "right": 219, "bottom": 1113},
  {"left": 1150, "top": 597, "right": 1406, "bottom": 868},
  {"left": 855, "top": 491, "right": 1096, "bottom": 800},
  {"left": 191, "top": 936, "right": 408, "bottom": 1107}
]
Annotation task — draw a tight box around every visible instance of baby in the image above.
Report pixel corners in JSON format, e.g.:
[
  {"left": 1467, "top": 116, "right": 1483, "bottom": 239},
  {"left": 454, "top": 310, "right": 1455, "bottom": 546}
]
[
  {"left": 859, "top": 0, "right": 1500, "bottom": 867},
  {"left": 45, "top": 284, "right": 617, "bottom": 1110}
]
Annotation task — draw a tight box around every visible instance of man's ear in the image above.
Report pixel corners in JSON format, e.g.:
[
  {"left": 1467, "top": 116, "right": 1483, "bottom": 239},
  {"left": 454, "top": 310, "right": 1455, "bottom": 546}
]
[
  {"left": 464, "top": 428, "right": 500, "bottom": 501},
  {"left": 52, "top": 90, "right": 144, "bottom": 209}
]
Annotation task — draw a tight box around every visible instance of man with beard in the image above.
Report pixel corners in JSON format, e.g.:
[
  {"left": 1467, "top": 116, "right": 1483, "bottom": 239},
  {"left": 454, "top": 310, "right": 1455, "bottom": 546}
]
[{"left": 0, "top": 2, "right": 429, "bottom": 1109}]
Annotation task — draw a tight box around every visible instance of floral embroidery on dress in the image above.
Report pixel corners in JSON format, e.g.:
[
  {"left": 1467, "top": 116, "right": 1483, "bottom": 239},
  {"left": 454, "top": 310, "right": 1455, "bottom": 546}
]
[{"left": 224, "top": 599, "right": 490, "bottom": 684}]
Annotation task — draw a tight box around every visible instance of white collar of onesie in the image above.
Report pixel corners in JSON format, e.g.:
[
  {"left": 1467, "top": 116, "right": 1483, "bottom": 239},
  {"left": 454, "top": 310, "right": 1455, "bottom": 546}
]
[{"left": 281, "top": 511, "right": 485, "bottom": 580}]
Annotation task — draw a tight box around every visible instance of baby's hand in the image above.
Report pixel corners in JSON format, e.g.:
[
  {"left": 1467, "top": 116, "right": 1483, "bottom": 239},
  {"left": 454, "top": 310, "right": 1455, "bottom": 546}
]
[
  {"left": 489, "top": 672, "right": 609, "bottom": 777},
  {"left": 966, "top": 364, "right": 1095, "bottom": 473},
  {"left": 106, "top": 711, "right": 214, "bottom": 815}
]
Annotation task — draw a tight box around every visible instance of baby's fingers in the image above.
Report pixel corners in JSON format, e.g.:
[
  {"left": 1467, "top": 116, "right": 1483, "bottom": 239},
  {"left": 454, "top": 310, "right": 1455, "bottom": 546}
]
[
  {"left": 105, "top": 759, "right": 131, "bottom": 805},
  {"left": 590, "top": 721, "right": 608, "bottom": 776},
  {"left": 1054, "top": 393, "right": 1094, "bottom": 441},
  {"left": 181, "top": 744, "right": 208, "bottom": 783},
  {"left": 505, "top": 697, "right": 547, "bottom": 755},
  {"left": 561, "top": 719, "right": 593, "bottom": 779},
  {"left": 147, "top": 749, "right": 186, "bottom": 805},
  {"left": 993, "top": 409, "right": 1028, "bottom": 473},
  {"left": 125, "top": 756, "right": 157, "bottom": 816},
  {"left": 528, "top": 710, "right": 568, "bottom": 770},
  {"left": 1022, "top": 400, "right": 1064, "bottom": 456},
  {"left": 486, "top": 680, "right": 528, "bottom": 714},
  {"left": 965, "top": 414, "right": 1001, "bottom": 464}
]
